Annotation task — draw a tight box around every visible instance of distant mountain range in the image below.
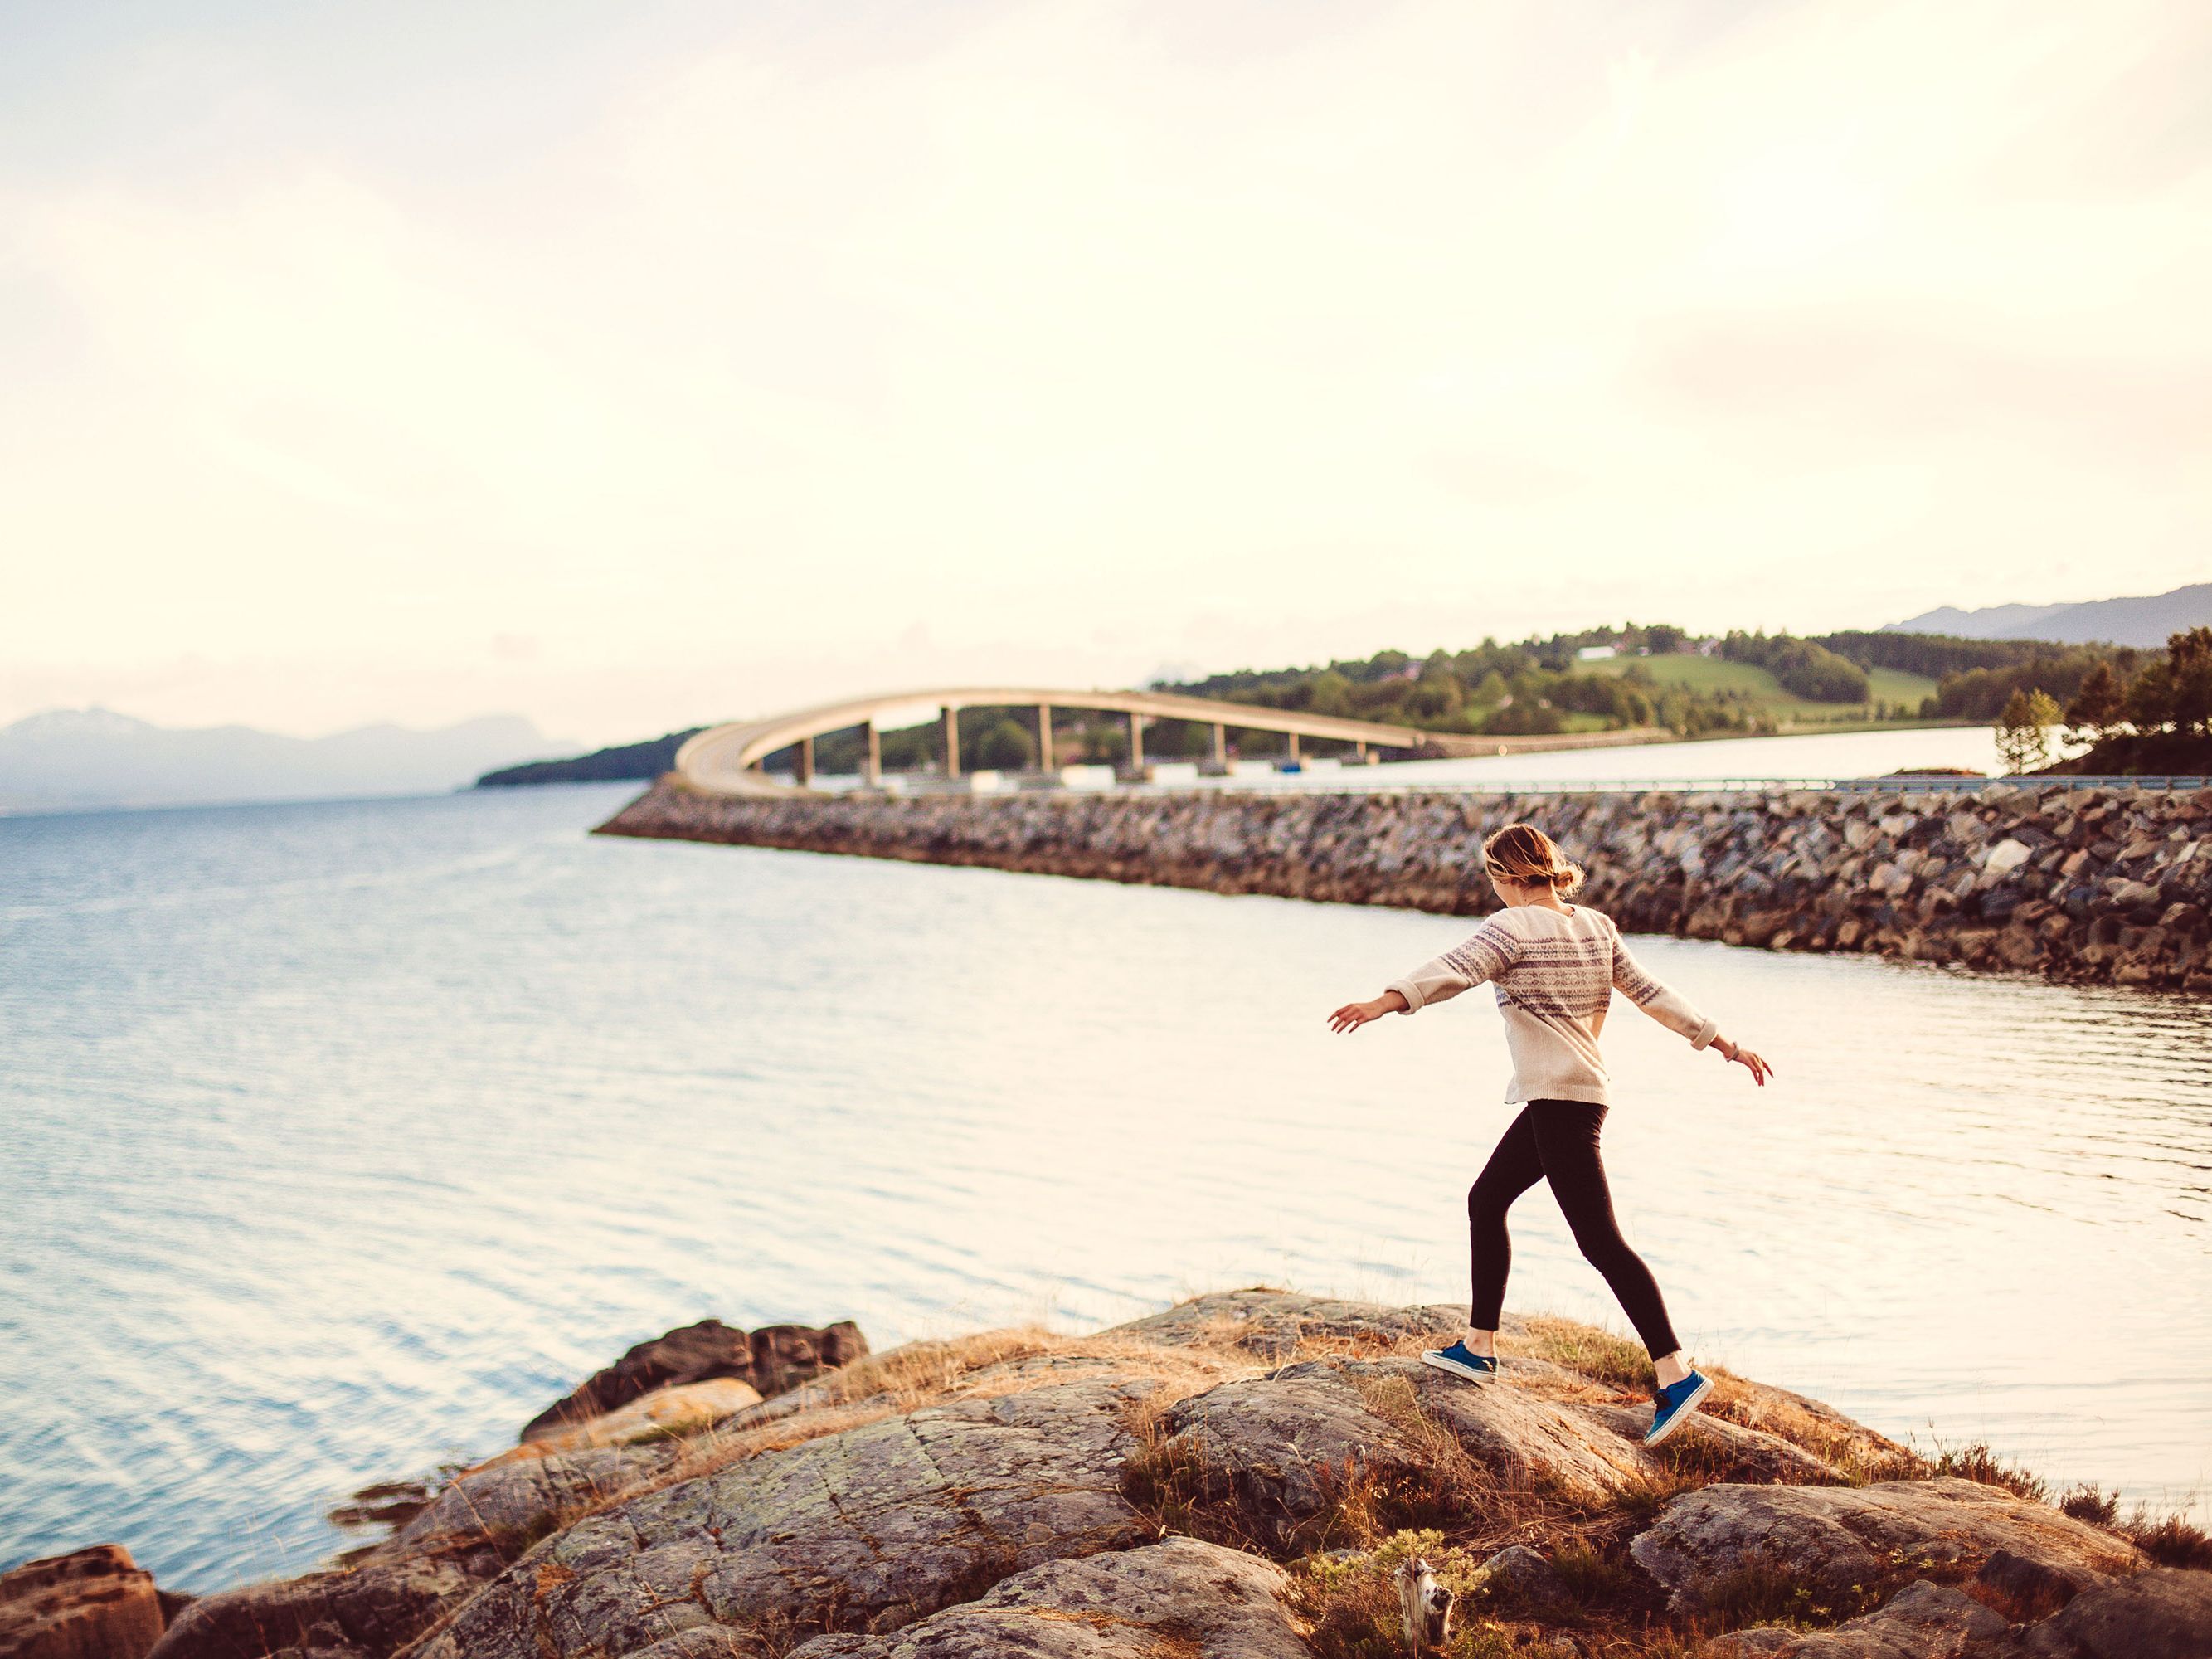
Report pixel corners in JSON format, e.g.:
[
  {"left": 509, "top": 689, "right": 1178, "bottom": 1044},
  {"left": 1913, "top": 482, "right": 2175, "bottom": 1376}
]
[
  {"left": 1883, "top": 581, "right": 2211, "bottom": 647},
  {"left": 0, "top": 708, "right": 571, "bottom": 814}
]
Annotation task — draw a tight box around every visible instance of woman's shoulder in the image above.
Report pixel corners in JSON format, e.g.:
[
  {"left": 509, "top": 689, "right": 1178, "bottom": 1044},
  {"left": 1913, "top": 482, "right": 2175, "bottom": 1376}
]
[
  {"left": 1490, "top": 903, "right": 1616, "bottom": 930},
  {"left": 1541, "top": 904, "right": 1621, "bottom": 943}
]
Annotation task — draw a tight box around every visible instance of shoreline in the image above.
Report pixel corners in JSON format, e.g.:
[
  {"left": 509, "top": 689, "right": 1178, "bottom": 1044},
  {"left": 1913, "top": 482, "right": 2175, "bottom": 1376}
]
[
  {"left": 20, "top": 1291, "right": 2206, "bottom": 1659},
  {"left": 598, "top": 776, "right": 2212, "bottom": 994}
]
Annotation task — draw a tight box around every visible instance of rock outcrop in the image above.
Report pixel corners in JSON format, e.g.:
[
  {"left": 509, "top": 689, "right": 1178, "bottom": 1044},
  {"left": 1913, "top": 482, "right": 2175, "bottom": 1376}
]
[
  {"left": 520, "top": 1321, "right": 868, "bottom": 1443},
  {"left": 405, "top": 1370, "right": 1158, "bottom": 1659},
  {"left": 493, "top": 1379, "right": 762, "bottom": 1463},
  {"left": 1630, "top": 1478, "right": 2145, "bottom": 1613},
  {"left": 0, "top": 1545, "right": 168, "bottom": 1659},
  {"left": 75, "top": 1292, "right": 2209, "bottom": 1659},
  {"left": 597, "top": 780, "right": 2212, "bottom": 991}
]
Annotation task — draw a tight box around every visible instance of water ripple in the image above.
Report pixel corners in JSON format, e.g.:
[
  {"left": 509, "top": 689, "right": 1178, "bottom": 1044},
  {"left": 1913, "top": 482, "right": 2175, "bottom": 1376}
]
[{"left": 2, "top": 783, "right": 2208, "bottom": 1589}]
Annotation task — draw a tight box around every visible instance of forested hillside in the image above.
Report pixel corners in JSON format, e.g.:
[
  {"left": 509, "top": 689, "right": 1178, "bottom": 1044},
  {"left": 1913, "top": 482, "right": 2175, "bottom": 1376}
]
[{"left": 1156, "top": 623, "right": 2151, "bottom": 746}]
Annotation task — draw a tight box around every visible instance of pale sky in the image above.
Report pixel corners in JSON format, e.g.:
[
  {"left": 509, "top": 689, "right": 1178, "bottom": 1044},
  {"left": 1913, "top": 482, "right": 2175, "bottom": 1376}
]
[{"left": 3, "top": 0, "right": 2208, "bottom": 743}]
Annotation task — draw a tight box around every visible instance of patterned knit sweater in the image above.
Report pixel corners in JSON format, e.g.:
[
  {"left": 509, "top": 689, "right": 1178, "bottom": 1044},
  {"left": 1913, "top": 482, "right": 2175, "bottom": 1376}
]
[{"left": 1387, "top": 903, "right": 1719, "bottom": 1106}]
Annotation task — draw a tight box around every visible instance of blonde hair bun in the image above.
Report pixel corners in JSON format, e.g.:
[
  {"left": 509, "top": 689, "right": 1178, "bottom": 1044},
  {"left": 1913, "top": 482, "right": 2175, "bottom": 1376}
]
[{"left": 1482, "top": 822, "right": 1585, "bottom": 898}]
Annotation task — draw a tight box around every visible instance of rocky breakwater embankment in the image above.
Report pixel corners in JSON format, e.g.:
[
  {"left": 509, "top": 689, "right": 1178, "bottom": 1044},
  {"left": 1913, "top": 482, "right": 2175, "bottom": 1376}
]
[
  {"left": 16, "top": 1292, "right": 2210, "bottom": 1659},
  {"left": 599, "top": 779, "right": 2212, "bottom": 993}
]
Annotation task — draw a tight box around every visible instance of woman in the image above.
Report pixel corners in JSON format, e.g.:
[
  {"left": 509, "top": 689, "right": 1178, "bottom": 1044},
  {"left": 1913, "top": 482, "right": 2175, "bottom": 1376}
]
[{"left": 1328, "top": 822, "right": 1772, "bottom": 1447}]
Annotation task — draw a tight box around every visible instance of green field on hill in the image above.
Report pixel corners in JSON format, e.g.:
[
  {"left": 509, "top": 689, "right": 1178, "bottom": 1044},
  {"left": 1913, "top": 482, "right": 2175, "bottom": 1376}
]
[{"left": 1580, "top": 654, "right": 1940, "bottom": 726}]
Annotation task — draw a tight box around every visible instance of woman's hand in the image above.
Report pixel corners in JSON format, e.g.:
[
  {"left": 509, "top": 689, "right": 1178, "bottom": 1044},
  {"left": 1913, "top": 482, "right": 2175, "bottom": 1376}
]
[
  {"left": 1717, "top": 1038, "right": 1774, "bottom": 1087},
  {"left": 1328, "top": 991, "right": 1405, "bottom": 1034}
]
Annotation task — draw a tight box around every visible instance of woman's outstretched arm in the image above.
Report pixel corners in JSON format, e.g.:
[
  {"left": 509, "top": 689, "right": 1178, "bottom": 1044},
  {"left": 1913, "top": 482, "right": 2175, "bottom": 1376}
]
[
  {"left": 1609, "top": 922, "right": 1775, "bottom": 1085},
  {"left": 1328, "top": 918, "right": 1516, "bottom": 1034},
  {"left": 1328, "top": 988, "right": 1407, "bottom": 1033}
]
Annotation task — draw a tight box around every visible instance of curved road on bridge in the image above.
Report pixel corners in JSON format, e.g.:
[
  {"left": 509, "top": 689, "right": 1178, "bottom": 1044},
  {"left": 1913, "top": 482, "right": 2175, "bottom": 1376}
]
[{"left": 675, "top": 686, "right": 1435, "bottom": 795}]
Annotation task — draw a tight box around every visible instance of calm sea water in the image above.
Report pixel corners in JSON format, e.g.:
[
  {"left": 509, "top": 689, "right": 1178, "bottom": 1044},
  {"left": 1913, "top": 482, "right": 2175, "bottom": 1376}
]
[{"left": 2, "top": 779, "right": 2208, "bottom": 1593}]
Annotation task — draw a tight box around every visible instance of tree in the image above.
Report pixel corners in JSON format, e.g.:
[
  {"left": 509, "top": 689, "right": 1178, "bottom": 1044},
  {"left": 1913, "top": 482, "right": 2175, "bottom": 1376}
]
[
  {"left": 1305, "top": 669, "right": 1354, "bottom": 718},
  {"left": 1468, "top": 670, "right": 1510, "bottom": 708},
  {"left": 2062, "top": 660, "right": 2127, "bottom": 745},
  {"left": 2123, "top": 626, "right": 2212, "bottom": 737},
  {"left": 1403, "top": 670, "right": 1463, "bottom": 722},
  {"left": 1719, "top": 631, "right": 1871, "bottom": 703},
  {"left": 973, "top": 716, "right": 1037, "bottom": 772},
  {"left": 1996, "top": 688, "right": 2061, "bottom": 775}
]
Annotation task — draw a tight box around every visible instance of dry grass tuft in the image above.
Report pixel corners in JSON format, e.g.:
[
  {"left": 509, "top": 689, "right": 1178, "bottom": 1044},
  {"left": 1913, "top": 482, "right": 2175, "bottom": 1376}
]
[
  {"left": 668, "top": 1402, "right": 906, "bottom": 1487},
  {"left": 1504, "top": 1317, "right": 1652, "bottom": 1393},
  {"left": 2054, "top": 1483, "right": 2211, "bottom": 1568},
  {"left": 1964, "top": 1573, "right": 2073, "bottom": 1627},
  {"left": 2059, "top": 1483, "right": 2119, "bottom": 1525},
  {"left": 1928, "top": 1442, "right": 2049, "bottom": 1503},
  {"left": 1117, "top": 1438, "right": 1211, "bottom": 1541},
  {"left": 2121, "top": 1508, "right": 2212, "bottom": 1569},
  {"left": 1695, "top": 1561, "right": 1883, "bottom": 1632},
  {"left": 1547, "top": 1540, "right": 1641, "bottom": 1614},
  {"left": 803, "top": 1327, "right": 1064, "bottom": 1409},
  {"left": 1350, "top": 1374, "right": 1490, "bottom": 1491}
]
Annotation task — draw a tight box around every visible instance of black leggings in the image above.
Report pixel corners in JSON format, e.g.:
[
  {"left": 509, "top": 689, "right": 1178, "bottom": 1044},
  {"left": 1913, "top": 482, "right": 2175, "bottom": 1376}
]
[{"left": 1468, "top": 1099, "right": 1680, "bottom": 1358}]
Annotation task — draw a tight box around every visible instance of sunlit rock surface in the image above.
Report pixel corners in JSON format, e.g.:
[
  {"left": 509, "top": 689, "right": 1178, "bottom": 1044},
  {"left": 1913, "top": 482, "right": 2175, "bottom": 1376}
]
[{"left": 95, "top": 1292, "right": 2208, "bottom": 1659}]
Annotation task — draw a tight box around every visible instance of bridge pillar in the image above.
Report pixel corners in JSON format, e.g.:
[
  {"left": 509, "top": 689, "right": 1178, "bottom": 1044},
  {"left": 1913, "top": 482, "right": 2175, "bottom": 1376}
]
[
  {"left": 1128, "top": 711, "right": 1144, "bottom": 773},
  {"left": 942, "top": 705, "right": 960, "bottom": 777},
  {"left": 1287, "top": 732, "right": 1300, "bottom": 765},
  {"left": 1356, "top": 739, "right": 1369, "bottom": 763},
  {"left": 1037, "top": 704, "right": 1053, "bottom": 771},
  {"left": 796, "top": 734, "right": 814, "bottom": 786},
  {"left": 1212, "top": 722, "right": 1227, "bottom": 765},
  {"left": 864, "top": 722, "right": 881, "bottom": 786}
]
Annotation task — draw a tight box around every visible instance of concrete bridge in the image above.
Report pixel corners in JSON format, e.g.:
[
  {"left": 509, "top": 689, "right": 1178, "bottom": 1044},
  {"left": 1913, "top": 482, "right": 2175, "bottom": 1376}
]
[{"left": 674, "top": 686, "right": 1434, "bottom": 795}]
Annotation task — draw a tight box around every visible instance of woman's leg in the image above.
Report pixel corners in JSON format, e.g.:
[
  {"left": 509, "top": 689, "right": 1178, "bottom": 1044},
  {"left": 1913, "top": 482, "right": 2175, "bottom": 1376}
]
[
  {"left": 1466, "top": 1107, "right": 1545, "bottom": 1350},
  {"left": 1526, "top": 1101, "right": 1683, "bottom": 1361}
]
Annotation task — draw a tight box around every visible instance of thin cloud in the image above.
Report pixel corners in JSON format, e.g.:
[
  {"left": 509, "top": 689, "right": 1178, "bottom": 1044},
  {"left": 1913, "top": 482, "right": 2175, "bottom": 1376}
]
[{"left": 0, "top": 0, "right": 2205, "bottom": 740}]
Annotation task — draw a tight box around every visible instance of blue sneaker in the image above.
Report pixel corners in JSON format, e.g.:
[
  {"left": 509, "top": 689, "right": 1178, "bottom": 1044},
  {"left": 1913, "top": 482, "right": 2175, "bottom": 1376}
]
[
  {"left": 1420, "top": 1340, "right": 1501, "bottom": 1384},
  {"left": 1645, "top": 1369, "right": 1714, "bottom": 1446}
]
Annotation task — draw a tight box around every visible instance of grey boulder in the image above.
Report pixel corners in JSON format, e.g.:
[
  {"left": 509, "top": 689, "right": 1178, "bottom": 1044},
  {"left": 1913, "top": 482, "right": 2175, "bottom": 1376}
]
[
  {"left": 395, "top": 1446, "right": 670, "bottom": 1554},
  {"left": 2015, "top": 1567, "right": 2212, "bottom": 1659},
  {"left": 1700, "top": 1579, "right": 2006, "bottom": 1657},
  {"left": 149, "top": 1556, "right": 477, "bottom": 1659},
  {"left": 1630, "top": 1478, "right": 2141, "bottom": 1613},
  {"left": 520, "top": 1320, "right": 868, "bottom": 1443},
  {"left": 401, "top": 1374, "right": 1155, "bottom": 1659},
  {"left": 775, "top": 1537, "right": 1311, "bottom": 1659},
  {"left": 1153, "top": 1364, "right": 1432, "bottom": 1551},
  {"left": 1107, "top": 1291, "right": 1462, "bottom": 1360},
  {"left": 1152, "top": 1353, "right": 1664, "bottom": 1551}
]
